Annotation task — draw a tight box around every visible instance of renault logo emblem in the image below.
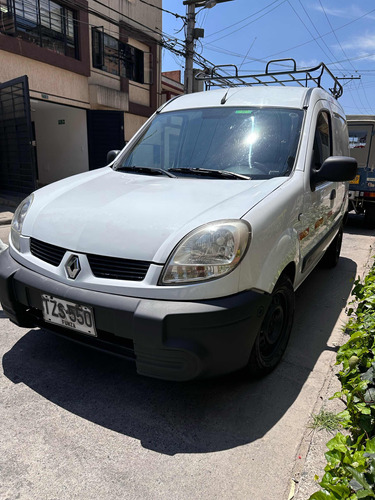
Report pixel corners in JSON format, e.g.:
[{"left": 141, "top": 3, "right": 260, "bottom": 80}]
[{"left": 65, "top": 255, "right": 81, "bottom": 280}]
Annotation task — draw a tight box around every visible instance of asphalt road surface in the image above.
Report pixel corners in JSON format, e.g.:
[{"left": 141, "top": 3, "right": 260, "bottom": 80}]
[{"left": 1, "top": 214, "right": 374, "bottom": 500}]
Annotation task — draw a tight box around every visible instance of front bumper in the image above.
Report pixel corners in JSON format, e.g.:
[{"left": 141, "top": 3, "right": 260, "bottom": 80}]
[{"left": 0, "top": 249, "right": 270, "bottom": 381}]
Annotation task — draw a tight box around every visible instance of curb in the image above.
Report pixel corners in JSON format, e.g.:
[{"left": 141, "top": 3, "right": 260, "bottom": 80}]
[
  {"left": 0, "top": 212, "right": 13, "bottom": 226},
  {"left": 0, "top": 197, "right": 16, "bottom": 226}
]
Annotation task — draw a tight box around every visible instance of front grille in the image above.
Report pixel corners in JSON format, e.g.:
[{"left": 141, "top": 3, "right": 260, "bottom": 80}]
[
  {"left": 29, "top": 238, "right": 151, "bottom": 281},
  {"left": 87, "top": 254, "right": 150, "bottom": 281},
  {"left": 30, "top": 238, "right": 66, "bottom": 266}
]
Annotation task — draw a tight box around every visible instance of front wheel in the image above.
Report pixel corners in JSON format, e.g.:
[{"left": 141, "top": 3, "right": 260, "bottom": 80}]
[{"left": 245, "top": 275, "right": 295, "bottom": 378}]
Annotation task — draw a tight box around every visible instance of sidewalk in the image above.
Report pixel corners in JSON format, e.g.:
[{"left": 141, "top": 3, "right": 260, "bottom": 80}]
[
  {"left": 0, "top": 208, "right": 13, "bottom": 225},
  {"left": 0, "top": 198, "right": 15, "bottom": 248}
]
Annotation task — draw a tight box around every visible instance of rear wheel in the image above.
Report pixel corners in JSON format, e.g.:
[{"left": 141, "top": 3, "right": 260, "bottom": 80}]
[
  {"left": 246, "top": 275, "right": 295, "bottom": 378},
  {"left": 343, "top": 211, "right": 349, "bottom": 225},
  {"left": 320, "top": 225, "right": 343, "bottom": 268}
]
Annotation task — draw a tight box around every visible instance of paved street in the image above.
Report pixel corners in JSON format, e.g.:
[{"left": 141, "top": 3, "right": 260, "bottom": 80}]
[{"left": 0, "top": 214, "right": 374, "bottom": 500}]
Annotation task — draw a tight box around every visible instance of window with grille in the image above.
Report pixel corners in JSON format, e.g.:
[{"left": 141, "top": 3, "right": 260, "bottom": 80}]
[
  {"left": 92, "top": 28, "right": 148, "bottom": 84},
  {"left": 0, "top": 0, "right": 78, "bottom": 58}
]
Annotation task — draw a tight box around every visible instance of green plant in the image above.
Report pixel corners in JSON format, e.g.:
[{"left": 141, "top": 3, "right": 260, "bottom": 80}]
[
  {"left": 309, "top": 434, "right": 375, "bottom": 499},
  {"left": 309, "top": 265, "right": 375, "bottom": 499},
  {"left": 309, "top": 410, "right": 343, "bottom": 434}
]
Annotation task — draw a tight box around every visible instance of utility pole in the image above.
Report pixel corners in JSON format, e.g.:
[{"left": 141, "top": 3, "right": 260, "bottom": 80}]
[
  {"left": 184, "top": 1, "right": 196, "bottom": 94},
  {"left": 183, "top": 0, "right": 234, "bottom": 94}
]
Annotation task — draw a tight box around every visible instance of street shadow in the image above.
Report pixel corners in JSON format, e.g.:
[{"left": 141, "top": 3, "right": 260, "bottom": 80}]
[
  {"left": 2, "top": 257, "right": 357, "bottom": 456},
  {"left": 344, "top": 212, "right": 375, "bottom": 236}
]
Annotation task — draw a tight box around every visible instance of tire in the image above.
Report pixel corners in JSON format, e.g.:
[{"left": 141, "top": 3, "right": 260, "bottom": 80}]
[
  {"left": 343, "top": 211, "right": 349, "bottom": 226},
  {"left": 246, "top": 275, "right": 295, "bottom": 378},
  {"left": 320, "top": 225, "right": 343, "bottom": 268},
  {"left": 365, "top": 206, "right": 375, "bottom": 229}
]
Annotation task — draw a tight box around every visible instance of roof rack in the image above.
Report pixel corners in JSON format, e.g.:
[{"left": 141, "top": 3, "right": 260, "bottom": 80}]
[{"left": 195, "top": 58, "right": 343, "bottom": 99}]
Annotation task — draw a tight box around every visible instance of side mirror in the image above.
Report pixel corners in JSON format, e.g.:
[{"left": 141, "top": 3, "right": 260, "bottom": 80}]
[
  {"left": 107, "top": 150, "right": 121, "bottom": 164},
  {"left": 311, "top": 156, "right": 357, "bottom": 189}
]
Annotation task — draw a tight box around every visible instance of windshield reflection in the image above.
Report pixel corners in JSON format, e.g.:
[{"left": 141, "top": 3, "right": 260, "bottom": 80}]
[{"left": 115, "top": 107, "right": 304, "bottom": 180}]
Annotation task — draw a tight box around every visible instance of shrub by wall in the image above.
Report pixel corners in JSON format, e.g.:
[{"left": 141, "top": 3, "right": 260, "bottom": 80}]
[{"left": 310, "top": 266, "right": 375, "bottom": 499}]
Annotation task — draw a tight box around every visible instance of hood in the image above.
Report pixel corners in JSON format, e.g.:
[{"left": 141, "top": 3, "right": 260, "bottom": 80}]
[{"left": 23, "top": 167, "right": 285, "bottom": 262}]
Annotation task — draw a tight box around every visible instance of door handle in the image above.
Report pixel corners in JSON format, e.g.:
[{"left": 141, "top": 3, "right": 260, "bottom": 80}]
[{"left": 330, "top": 189, "right": 336, "bottom": 200}]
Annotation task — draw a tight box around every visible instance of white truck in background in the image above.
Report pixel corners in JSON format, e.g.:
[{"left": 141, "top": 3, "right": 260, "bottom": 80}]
[{"left": 347, "top": 115, "right": 375, "bottom": 227}]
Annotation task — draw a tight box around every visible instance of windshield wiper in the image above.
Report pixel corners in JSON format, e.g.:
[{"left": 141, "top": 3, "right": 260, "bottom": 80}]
[
  {"left": 115, "top": 165, "right": 176, "bottom": 178},
  {"left": 168, "top": 167, "right": 250, "bottom": 180}
]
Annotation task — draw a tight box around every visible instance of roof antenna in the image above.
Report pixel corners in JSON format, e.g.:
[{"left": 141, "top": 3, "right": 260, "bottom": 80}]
[{"left": 221, "top": 88, "right": 230, "bottom": 105}]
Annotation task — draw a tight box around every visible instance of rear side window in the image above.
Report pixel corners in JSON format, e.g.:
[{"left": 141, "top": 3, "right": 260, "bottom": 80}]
[{"left": 117, "top": 107, "right": 304, "bottom": 179}]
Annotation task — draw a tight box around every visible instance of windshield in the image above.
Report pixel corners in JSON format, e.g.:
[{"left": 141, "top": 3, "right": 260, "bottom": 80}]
[{"left": 115, "top": 107, "right": 304, "bottom": 179}]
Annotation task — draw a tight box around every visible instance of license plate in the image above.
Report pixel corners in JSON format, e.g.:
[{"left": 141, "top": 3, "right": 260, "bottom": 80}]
[
  {"left": 350, "top": 175, "right": 360, "bottom": 185},
  {"left": 42, "top": 294, "right": 97, "bottom": 336}
]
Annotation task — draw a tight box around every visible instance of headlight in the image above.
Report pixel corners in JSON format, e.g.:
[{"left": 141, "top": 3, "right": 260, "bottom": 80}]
[
  {"left": 160, "top": 220, "right": 250, "bottom": 285},
  {"left": 11, "top": 194, "right": 34, "bottom": 251}
]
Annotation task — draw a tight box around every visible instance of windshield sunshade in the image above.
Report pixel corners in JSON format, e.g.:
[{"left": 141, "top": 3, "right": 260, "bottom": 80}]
[{"left": 115, "top": 107, "right": 304, "bottom": 179}]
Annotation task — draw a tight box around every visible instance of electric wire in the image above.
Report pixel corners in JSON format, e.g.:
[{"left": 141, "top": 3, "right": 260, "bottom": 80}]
[
  {"left": 6, "top": 0, "right": 375, "bottom": 113},
  {"left": 317, "top": 0, "right": 355, "bottom": 71},
  {"left": 238, "top": 37, "right": 257, "bottom": 71},
  {"left": 254, "top": 5, "right": 375, "bottom": 66},
  {"left": 287, "top": 0, "right": 343, "bottom": 74},
  {"left": 204, "top": 0, "right": 284, "bottom": 39},
  {"left": 316, "top": 0, "right": 372, "bottom": 113},
  {"left": 198, "top": 8, "right": 209, "bottom": 30},
  {"left": 208, "top": 0, "right": 288, "bottom": 44},
  {"left": 3, "top": 0, "right": 221, "bottom": 76},
  {"left": 138, "top": 0, "right": 185, "bottom": 21},
  {"left": 292, "top": 0, "right": 365, "bottom": 112},
  {"left": 359, "top": 79, "right": 374, "bottom": 113}
]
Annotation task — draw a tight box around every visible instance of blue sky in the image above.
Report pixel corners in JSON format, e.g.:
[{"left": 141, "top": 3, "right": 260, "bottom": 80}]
[{"left": 161, "top": 0, "right": 375, "bottom": 115}]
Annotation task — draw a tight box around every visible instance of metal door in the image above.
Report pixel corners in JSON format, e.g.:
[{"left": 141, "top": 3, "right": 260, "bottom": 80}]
[
  {"left": 0, "top": 76, "right": 37, "bottom": 196},
  {"left": 87, "top": 110, "right": 125, "bottom": 170}
]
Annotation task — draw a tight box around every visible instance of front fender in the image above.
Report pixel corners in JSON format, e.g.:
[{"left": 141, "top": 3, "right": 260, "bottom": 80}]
[{"left": 239, "top": 226, "right": 299, "bottom": 294}]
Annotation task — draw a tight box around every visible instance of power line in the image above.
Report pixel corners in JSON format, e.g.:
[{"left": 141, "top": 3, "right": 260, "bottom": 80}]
[
  {"left": 359, "top": 79, "right": 374, "bottom": 113},
  {"left": 197, "top": 8, "right": 209, "bottom": 30},
  {"left": 7, "top": 0, "right": 221, "bottom": 78},
  {"left": 89, "top": 0, "right": 162, "bottom": 40},
  {"left": 239, "top": 37, "right": 257, "bottom": 70},
  {"left": 316, "top": 0, "right": 372, "bottom": 113},
  {"left": 287, "top": 0, "right": 342, "bottom": 73},
  {"left": 317, "top": 0, "right": 355, "bottom": 71},
  {"left": 241, "top": 5, "right": 375, "bottom": 68},
  {"left": 328, "top": 51, "right": 375, "bottom": 66},
  {"left": 208, "top": 0, "right": 288, "bottom": 44},
  {"left": 138, "top": 0, "right": 185, "bottom": 21},
  {"left": 204, "top": 0, "right": 283, "bottom": 39},
  {"left": 291, "top": 1, "right": 368, "bottom": 112},
  {"left": 18, "top": 0, "right": 159, "bottom": 42}
]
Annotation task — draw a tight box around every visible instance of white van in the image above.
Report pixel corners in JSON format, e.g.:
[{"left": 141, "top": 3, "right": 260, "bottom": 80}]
[{"left": 0, "top": 61, "right": 357, "bottom": 381}]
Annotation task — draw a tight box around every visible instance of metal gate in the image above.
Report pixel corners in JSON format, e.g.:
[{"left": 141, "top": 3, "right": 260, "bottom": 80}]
[{"left": 0, "top": 76, "right": 37, "bottom": 196}]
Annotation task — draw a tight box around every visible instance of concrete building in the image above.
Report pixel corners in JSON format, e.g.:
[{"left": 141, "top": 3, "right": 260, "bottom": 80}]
[
  {"left": 161, "top": 70, "right": 184, "bottom": 103},
  {"left": 0, "top": 0, "right": 162, "bottom": 196}
]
